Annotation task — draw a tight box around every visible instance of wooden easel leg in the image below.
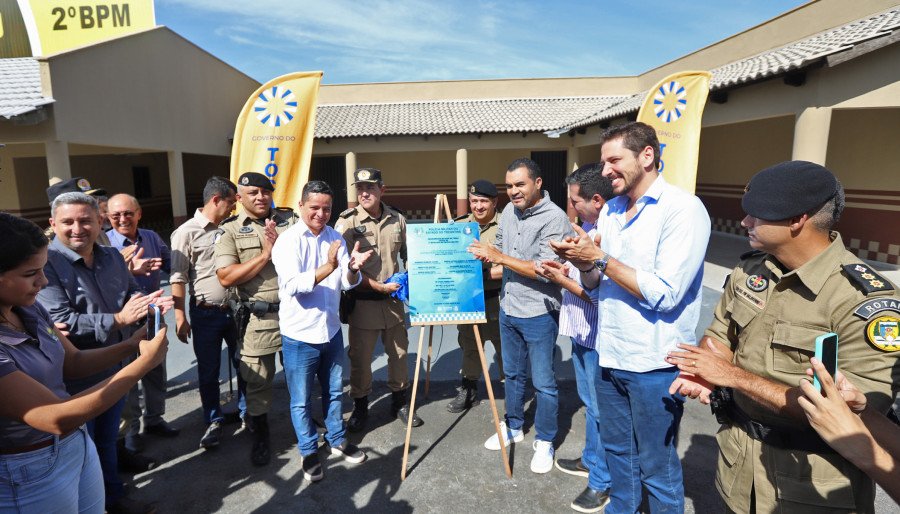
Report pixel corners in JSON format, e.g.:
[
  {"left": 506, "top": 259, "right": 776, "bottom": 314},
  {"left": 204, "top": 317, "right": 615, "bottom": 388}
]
[
  {"left": 474, "top": 325, "right": 512, "bottom": 478},
  {"left": 401, "top": 325, "right": 427, "bottom": 480},
  {"left": 424, "top": 326, "right": 434, "bottom": 398}
]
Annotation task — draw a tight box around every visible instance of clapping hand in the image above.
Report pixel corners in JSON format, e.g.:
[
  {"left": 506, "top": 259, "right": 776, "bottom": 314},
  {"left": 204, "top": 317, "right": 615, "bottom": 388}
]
[
  {"left": 548, "top": 223, "right": 603, "bottom": 268},
  {"left": 348, "top": 241, "right": 373, "bottom": 272}
]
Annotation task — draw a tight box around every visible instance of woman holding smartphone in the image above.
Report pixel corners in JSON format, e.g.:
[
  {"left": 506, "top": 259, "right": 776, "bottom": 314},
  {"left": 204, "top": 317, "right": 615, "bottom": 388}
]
[{"left": 0, "top": 213, "right": 168, "bottom": 513}]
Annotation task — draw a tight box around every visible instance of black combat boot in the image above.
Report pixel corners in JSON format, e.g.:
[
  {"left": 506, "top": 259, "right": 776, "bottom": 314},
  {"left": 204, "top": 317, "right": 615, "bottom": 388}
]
[
  {"left": 347, "top": 396, "right": 368, "bottom": 433},
  {"left": 447, "top": 378, "right": 480, "bottom": 413},
  {"left": 391, "top": 390, "right": 423, "bottom": 427},
  {"left": 250, "top": 414, "right": 271, "bottom": 466}
]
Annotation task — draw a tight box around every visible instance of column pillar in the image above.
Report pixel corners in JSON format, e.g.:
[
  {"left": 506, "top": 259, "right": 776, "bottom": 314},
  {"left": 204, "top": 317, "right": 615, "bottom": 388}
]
[
  {"left": 791, "top": 106, "right": 832, "bottom": 165},
  {"left": 565, "top": 146, "right": 581, "bottom": 221},
  {"left": 455, "top": 148, "right": 468, "bottom": 217},
  {"left": 167, "top": 150, "right": 188, "bottom": 225},
  {"left": 45, "top": 140, "right": 71, "bottom": 182},
  {"left": 345, "top": 151, "right": 358, "bottom": 208}
]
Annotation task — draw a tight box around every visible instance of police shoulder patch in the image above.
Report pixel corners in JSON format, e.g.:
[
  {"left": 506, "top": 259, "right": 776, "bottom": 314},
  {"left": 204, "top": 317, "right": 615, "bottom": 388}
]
[
  {"left": 865, "top": 314, "right": 900, "bottom": 352},
  {"left": 842, "top": 264, "right": 894, "bottom": 295},
  {"left": 220, "top": 214, "right": 238, "bottom": 226},
  {"left": 339, "top": 208, "right": 356, "bottom": 218}
]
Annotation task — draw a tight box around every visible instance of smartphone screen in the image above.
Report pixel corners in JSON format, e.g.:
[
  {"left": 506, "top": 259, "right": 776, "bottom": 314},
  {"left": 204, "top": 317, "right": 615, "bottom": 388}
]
[
  {"left": 814, "top": 333, "right": 838, "bottom": 392},
  {"left": 146, "top": 304, "right": 160, "bottom": 339}
]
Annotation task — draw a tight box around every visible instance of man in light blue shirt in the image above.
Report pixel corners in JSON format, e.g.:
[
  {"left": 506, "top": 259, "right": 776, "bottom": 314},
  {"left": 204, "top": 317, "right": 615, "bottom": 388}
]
[{"left": 552, "top": 122, "right": 711, "bottom": 514}]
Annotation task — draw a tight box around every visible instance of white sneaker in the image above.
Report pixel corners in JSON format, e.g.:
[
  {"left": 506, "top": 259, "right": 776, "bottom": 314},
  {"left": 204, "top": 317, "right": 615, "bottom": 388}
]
[
  {"left": 483, "top": 422, "right": 524, "bottom": 450},
  {"left": 530, "top": 439, "right": 554, "bottom": 473}
]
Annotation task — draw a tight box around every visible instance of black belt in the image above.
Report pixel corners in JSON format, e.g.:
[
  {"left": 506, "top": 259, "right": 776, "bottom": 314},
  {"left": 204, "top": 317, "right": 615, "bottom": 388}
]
[
  {"left": 353, "top": 291, "right": 390, "bottom": 301},
  {"left": 191, "top": 297, "right": 230, "bottom": 311},
  {"left": 727, "top": 403, "right": 836, "bottom": 454},
  {"left": 0, "top": 429, "right": 79, "bottom": 455}
]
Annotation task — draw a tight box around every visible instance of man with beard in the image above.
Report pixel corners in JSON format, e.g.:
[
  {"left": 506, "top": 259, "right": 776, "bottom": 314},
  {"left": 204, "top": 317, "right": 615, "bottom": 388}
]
[{"left": 552, "top": 122, "right": 711, "bottom": 512}]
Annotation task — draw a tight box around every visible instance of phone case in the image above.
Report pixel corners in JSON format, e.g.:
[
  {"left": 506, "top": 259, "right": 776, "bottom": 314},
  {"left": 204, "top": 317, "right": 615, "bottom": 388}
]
[{"left": 813, "top": 332, "right": 839, "bottom": 392}]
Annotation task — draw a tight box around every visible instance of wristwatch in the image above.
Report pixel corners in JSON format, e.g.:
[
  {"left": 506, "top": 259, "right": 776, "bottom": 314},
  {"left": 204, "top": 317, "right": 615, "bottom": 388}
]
[{"left": 593, "top": 252, "right": 610, "bottom": 272}]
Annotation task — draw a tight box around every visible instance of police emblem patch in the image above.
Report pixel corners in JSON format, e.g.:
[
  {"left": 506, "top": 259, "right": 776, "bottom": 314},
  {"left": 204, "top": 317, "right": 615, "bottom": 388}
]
[
  {"left": 239, "top": 226, "right": 253, "bottom": 233},
  {"left": 358, "top": 169, "right": 371, "bottom": 180},
  {"left": 240, "top": 177, "right": 249, "bottom": 185},
  {"left": 469, "top": 185, "right": 475, "bottom": 194},
  {"left": 866, "top": 315, "right": 900, "bottom": 352},
  {"left": 746, "top": 274, "right": 768, "bottom": 292},
  {"left": 76, "top": 178, "right": 91, "bottom": 191}
]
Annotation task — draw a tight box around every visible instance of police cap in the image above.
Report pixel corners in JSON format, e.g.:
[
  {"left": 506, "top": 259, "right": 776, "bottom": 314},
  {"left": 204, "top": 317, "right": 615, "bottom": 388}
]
[
  {"left": 742, "top": 160, "right": 838, "bottom": 221},
  {"left": 352, "top": 168, "right": 383, "bottom": 185},
  {"left": 468, "top": 179, "right": 497, "bottom": 198},
  {"left": 46, "top": 177, "right": 107, "bottom": 203},
  {"left": 238, "top": 172, "right": 275, "bottom": 191}
]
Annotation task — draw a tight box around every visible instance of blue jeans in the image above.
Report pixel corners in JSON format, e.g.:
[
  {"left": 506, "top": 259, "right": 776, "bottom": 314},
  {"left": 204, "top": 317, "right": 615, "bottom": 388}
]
[
  {"left": 85, "top": 396, "right": 125, "bottom": 504},
  {"left": 282, "top": 332, "right": 346, "bottom": 457},
  {"left": 189, "top": 305, "right": 246, "bottom": 424},
  {"left": 499, "top": 309, "right": 559, "bottom": 442},
  {"left": 571, "top": 341, "right": 611, "bottom": 492},
  {"left": 598, "top": 366, "right": 684, "bottom": 514},
  {"left": 0, "top": 426, "right": 103, "bottom": 513}
]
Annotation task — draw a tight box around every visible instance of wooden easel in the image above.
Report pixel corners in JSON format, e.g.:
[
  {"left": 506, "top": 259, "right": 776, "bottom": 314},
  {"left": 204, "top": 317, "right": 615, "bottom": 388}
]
[{"left": 400, "top": 194, "right": 512, "bottom": 480}]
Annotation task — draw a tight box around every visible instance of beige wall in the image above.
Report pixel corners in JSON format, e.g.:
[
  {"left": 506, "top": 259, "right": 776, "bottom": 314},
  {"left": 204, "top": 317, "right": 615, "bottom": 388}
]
[
  {"left": 826, "top": 108, "right": 900, "bottom": 191},
  {"left": 46, "top": 27, "right": 258, "bottom": 155},
  {"left": 697, "top": 116, "right": 795, "bottom": 187},
  {"left": 0, "top": 143, "right": 44, "bottom": 211}
]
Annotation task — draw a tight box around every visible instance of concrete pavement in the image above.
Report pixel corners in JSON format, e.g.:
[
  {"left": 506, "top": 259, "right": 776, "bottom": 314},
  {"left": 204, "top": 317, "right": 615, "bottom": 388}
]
[{"left": 126, "top": 232, "right": 897, "bottom": 512}]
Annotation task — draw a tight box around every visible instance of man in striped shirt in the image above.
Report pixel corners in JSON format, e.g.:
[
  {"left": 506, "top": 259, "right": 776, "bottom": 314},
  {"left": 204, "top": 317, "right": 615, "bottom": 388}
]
[{"left": 538, "top": 163, "right": 614, "bottom": 513}]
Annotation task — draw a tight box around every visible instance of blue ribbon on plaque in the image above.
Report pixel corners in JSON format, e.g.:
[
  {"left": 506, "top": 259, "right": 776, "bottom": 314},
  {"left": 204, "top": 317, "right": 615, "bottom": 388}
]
[{"left": 407, "top": 222, "right": 486, "bottom": 325}]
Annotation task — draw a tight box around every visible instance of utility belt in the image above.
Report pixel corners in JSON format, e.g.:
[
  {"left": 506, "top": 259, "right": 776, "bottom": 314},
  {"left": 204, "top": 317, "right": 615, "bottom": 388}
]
[
  {"left": 241, "top": 300, "right": 280, "bottom": 317},
  {"left": 710, "top": 387, "right": 836, "bottom": 454}
]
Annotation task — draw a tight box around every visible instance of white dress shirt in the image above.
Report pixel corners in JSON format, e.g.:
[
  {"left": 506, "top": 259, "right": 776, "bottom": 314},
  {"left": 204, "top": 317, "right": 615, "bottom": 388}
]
[{"left": 272, "top": 222, "right": 361, "bottom": 344}]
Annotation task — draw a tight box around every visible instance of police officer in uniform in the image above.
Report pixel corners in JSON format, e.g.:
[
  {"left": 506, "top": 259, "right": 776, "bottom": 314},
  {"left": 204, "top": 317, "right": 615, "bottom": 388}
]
[
  {"left": 447, "top": 179, "right": 504, "bottom": 413},
  {"left": 336, "top": 168, "right": 423, "bottom": 432},
  {"left": 668, "top": 161, "right": 900, "bottom": 513},
  {"left": 215, "top": 172, "right": 296, "bottom": 466}
]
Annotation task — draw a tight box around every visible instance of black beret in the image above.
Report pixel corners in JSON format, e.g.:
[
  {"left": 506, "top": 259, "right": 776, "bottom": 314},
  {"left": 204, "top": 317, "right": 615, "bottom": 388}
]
[
  {"left": 46, "top": 177, "right": 106, "bottom": 203},
  {"left": 468, "top": 179, "right": 497, "bottom": 198},
  {"left": 742, "top": 161, "right": 838, "bottom": 221},
  {"left": 352, "top": 168, "right": 382, "bottom": 185},
  {"left": 238, "top": 172, "right": 274, "bottom": 191}
]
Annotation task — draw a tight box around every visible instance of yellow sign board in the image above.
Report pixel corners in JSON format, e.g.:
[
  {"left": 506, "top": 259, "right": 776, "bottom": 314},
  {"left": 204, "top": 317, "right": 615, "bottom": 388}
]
[{"left": 0, "top": 0, "right": 156, "bottom": 57}]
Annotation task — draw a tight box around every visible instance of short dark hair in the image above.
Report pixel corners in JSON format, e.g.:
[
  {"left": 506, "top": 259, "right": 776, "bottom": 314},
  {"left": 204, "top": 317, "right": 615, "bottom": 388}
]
[
  {"left": 808, "top": 182, "right": 845, "bottom": 231},
  {"left": 301, "top": 180, "right": 334, "bottom": 203},
  {"left": 0, "top": 213, "right": 49, "bottom": 273},
  {"left": 600, "top": 122, "right": 661, "bottom": 170},
  {"left": 202, "top": 176, "right": 237, "bottom": 205},
  {"left": 506, "top": 157, "right": 542, "bottom": 180},
  {"left": 565, "top": 162, "right": 615, "bottom": 201}
]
